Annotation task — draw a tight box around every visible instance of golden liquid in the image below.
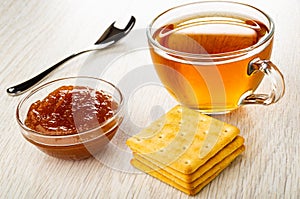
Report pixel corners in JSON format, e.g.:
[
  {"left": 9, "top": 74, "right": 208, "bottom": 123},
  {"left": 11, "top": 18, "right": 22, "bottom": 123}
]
[{"left": 150, "top": 16, "right": 273, "bottom": 113}]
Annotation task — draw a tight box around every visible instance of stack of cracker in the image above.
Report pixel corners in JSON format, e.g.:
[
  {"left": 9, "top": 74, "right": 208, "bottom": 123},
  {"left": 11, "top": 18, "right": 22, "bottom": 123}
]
[{"left": 126, "top": 105, "right": 245, "bottom": 195}]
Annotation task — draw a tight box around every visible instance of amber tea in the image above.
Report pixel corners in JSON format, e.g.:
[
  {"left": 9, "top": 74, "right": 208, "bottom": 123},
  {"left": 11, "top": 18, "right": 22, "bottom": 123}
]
[
  {"left": 148, "top": 2, "right": 285, "bottom": 113},
  {"left": 149, "top": 16, "right": 273, "bottom": 113}
]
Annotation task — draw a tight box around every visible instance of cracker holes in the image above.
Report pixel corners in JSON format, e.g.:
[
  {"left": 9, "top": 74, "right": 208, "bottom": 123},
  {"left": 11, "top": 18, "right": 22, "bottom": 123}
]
[{"left": 184, "top": 160, "right": 191, "bottom": 165}]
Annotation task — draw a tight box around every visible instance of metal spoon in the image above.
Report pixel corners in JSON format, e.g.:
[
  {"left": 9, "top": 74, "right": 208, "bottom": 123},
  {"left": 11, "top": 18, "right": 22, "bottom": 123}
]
[{"left": 7, "top": 16, "right": 136, "bottom": 96}]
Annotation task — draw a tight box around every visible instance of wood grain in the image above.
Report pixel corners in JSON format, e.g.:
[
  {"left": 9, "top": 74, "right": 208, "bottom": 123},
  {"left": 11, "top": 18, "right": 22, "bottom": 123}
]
[{"left": 0, "top": 0, "right": 299, "bottom": 198}]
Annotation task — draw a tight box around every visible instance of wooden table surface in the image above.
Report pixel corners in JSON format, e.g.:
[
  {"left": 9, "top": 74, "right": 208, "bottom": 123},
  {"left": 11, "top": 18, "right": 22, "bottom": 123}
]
[{"left": 1, "top": 0, "right": 299, "bottom": 198}]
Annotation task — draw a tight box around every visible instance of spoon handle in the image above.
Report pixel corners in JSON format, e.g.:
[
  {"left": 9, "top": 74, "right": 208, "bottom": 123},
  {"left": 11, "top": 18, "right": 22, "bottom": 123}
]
[
  {"left": 6, "top": 50, "right": 92, "bottom": 96},
  {"left": 7, "top": 16, "right": 136, "bottom": 96}
]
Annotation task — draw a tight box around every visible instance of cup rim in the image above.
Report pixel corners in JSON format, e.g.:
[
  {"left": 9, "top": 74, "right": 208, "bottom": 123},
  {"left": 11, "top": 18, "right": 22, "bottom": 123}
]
[
  {"left": 146, "top": 1, "right": 275, "bottom": 61},
  {"left": 16, "top": 76, "right": 124, "bottom": 140}
]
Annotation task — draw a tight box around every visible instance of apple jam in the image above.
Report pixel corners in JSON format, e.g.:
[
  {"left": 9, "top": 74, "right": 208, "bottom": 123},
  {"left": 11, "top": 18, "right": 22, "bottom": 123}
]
[{"left": 24, "top": 85, "right": 120, "bottom": 160}]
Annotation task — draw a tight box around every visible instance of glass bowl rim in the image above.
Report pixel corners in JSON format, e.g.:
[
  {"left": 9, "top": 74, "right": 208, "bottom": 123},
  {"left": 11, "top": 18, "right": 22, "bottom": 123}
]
[{"left": 16, "top": 76, "right": 124, "bottom": 140}]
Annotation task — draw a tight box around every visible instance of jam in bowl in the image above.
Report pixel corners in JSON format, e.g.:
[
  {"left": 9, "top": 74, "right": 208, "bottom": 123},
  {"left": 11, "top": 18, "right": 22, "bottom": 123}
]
[{"left": 16, "top": 76, "right": 124, "bottom": 160}]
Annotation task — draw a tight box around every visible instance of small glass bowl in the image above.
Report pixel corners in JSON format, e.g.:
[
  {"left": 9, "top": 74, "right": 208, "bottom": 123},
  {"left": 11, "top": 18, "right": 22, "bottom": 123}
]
[{"left": 16, "top": 76, "right": 124, "bottom": 160}]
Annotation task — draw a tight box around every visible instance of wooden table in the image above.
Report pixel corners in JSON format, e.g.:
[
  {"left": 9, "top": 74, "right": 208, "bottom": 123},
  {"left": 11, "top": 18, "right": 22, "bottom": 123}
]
[{"left": 1, "top": 0, "right": 299, "bottom": 198}]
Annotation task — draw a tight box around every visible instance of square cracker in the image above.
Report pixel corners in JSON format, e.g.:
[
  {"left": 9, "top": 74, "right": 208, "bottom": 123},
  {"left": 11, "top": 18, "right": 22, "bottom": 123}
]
[
  {"left": 134, "top": 136, "right": 244, "bottom": 183},
  {"left": 131, "top": 145, "right": 245, "bottom": 195},
  {"left": 133, "top": 145, "right": 245, "bottom": 189},
  {"left": 126, "top": 105, "right": 240, "bottom": 174}
]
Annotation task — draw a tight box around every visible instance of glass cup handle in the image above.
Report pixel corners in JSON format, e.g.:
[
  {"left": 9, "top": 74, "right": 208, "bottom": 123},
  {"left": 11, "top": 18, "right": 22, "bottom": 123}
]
[{"left": 242, "top": 58, "right": 285, "bottom": 105}]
